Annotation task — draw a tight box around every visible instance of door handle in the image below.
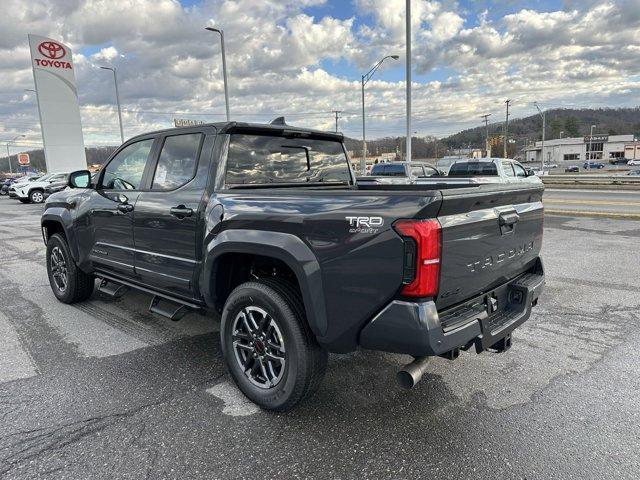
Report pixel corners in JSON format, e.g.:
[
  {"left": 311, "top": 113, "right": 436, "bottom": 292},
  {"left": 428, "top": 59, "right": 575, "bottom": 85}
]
[
  {"left": 499, "top": 212, "right": 519, "bottom": 226},
  {"left": 117, "top": 203, "right": 134, "bottom": 213},
  {"left": 170, "top": 206, "right": 193, "bottom": 218}
]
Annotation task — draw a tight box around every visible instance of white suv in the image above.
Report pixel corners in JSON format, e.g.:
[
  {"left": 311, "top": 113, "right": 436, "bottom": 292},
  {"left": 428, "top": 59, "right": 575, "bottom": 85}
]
[{"left": 10, "top": 173, "right": 69, "bottom": 204}]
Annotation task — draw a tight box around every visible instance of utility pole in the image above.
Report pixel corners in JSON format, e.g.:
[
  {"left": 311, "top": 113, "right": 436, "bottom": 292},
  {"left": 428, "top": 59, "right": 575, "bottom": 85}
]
[
  {"left": 503, "top": 99, "right": 511, "bottom": 158},
  {"left": 405, "top": 0, "right": 412, "bottom": 163},
  {"left": 534, "top": 102, "right": 545, "bottom": 173},
  {"left": 481, "top": 113, "right": 491, "bottom": 157},
  {"left": 333, "top": 110, "right": 341, "bottom": 133},
  {"left": 360, "top": 55, "right": 399, "bottom": 173}
]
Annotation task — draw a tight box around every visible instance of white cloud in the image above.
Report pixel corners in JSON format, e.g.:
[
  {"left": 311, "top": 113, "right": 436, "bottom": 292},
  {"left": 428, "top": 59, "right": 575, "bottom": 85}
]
[{"left": 1, "top": 0, "right": 640, "bottom": 149}]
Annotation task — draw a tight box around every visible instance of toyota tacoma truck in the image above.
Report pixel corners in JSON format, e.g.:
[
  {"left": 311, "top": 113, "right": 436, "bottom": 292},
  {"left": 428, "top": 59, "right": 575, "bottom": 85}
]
[{"left": 41, "top": 121, "right": 544, "bottom": 411}]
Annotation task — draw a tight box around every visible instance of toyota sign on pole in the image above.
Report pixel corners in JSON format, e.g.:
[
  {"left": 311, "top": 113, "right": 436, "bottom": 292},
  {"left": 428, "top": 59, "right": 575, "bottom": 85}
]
[{"left": 28, "top": 34, "right": 87, "bottom": 172}]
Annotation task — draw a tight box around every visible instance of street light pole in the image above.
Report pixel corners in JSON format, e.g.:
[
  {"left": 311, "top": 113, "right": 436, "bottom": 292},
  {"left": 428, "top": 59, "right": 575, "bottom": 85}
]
[
  {"left": 406, "top": 0, "right": 412, "bottom": 164},
  {"left": 534, "top": 102, "right": 545, "bottom": 173},
  {"left": 99, "top": 66, "right": 124, "bottom": 144},
  {"left": 205, "top": 27, "right": 230, "bottom": 121},
  {"left": 360, "top": 55, "right": 399, "bottom": 174},
  {"left": 5, "top": 134, "right": 25, "bottom": 175},
  {"left": 504, "top": 99, "right": 511, "bottom": 158}
]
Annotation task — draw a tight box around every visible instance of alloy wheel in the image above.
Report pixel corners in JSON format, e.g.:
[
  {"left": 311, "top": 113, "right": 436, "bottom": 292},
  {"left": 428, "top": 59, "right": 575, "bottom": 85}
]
[
  {"left": 231, "top": 306, "right": 286, "bottom": 389},
  {"left": 50, "top": 246, "right": 68, "bottom": 293},
  {"left": 32, "top": 191, "right": 44, "bottom": 203}
]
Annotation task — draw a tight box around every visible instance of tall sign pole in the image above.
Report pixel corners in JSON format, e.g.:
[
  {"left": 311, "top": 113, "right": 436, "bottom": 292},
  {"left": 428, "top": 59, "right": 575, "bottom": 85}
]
[{"left": 405, "top": 0, "right": 412, "bottom": 163}]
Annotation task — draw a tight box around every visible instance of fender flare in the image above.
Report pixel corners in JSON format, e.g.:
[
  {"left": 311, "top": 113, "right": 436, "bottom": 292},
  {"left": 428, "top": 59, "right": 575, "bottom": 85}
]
[
  {"left": 41, "top": 208, "right": 80, "bottom": 262},
  {"left": 201, "top": 229, "right": 328, "bottom": 337}
]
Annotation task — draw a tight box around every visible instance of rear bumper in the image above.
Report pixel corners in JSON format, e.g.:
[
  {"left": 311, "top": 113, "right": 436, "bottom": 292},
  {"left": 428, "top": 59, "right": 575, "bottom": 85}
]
[{"left": 359, "top": 258, "right": 544, "bottom": 357}]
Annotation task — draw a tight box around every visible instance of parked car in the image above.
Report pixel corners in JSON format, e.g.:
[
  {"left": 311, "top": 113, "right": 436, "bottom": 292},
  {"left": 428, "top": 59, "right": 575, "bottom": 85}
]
[
  {"left": 4, "top": 175, "right": 41, "bottom": 196},
  {"left": 10, "top": 172, "right": 69, "bottom": 203},
  {"left": 627, "top": 159, "right": 640, "bottom": 166},
  {"left": 43, "top": 172, "right": 100, "bottom": 199},
  {"left": 564, "top": 166, "right": 579, "bottom": 173},
  {"left": 582, "top": 162, "right": 605, "bottom": 169},
  {"left": 543, "top": 163, "right": 558, "bottom": 169},
  {"left": 42, "top": 121, "right": 544, "bottom": 411},
  {"left": 627, "top": 170, "right": 640, "bottom": 176},
  {"left": 609, "top": 157, "right": 628, "bottom": 165},
  {"left": 447, "top": 158, "right": 541, "bottom": 184},
  {"left": 356, "top": 161, "right": 466, "bottom": 186}
]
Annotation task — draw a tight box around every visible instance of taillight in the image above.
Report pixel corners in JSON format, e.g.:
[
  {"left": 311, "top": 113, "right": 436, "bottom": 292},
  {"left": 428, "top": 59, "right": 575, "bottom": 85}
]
[{"left": 393, "top": 219, "right": 441, "bottom": 298}]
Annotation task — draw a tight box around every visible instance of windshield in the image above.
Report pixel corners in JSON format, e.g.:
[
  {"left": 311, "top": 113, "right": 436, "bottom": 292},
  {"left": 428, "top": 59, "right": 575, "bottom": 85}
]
[
  {"left": 448, "top": 162, "right": 498, "bottom": 176},
  {"left": 225, "top": 134, "right": 351, "bottom": 185}
]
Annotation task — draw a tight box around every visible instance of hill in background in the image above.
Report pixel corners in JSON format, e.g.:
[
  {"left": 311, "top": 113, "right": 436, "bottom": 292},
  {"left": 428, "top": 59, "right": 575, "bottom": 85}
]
[
  {"left": 348, "top": 107, "right": 640, "bottom": 159},
  {"left": 4, "top": 108, "right": 640, "bottom": 172}
]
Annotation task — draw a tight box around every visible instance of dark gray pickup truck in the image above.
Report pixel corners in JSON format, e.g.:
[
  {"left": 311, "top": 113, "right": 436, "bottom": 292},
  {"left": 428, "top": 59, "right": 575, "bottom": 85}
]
[{"left": 42, "top": 121, "right": 544, "bottom": 411}]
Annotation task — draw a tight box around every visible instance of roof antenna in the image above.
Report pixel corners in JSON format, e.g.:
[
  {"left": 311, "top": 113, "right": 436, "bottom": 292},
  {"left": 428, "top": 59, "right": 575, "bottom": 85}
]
[{"left": 270, "top": 116, "right": 287, "bottom": 126}]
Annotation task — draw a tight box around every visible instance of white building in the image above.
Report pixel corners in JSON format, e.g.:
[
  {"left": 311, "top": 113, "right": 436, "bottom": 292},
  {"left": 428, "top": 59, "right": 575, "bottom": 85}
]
[{"left": 524, "top": 134, "right": 637, "bottom": 164}]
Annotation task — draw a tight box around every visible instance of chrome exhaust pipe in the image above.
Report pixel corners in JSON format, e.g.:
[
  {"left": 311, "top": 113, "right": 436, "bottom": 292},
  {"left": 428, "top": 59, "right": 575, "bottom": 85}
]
[{"left": 397, "top": 356, "right": 430, "bottom": 389}]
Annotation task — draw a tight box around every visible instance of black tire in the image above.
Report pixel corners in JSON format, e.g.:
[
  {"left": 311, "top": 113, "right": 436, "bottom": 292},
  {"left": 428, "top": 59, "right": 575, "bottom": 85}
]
[
  {"left": 46, "top": 233, "right": 95, "bottom": 303},
  {"left": 220, "top": 278, "right": 328, "bottom": 412},
  {"left": 29, "top": 189, "right": 45, "bottom": 203}
]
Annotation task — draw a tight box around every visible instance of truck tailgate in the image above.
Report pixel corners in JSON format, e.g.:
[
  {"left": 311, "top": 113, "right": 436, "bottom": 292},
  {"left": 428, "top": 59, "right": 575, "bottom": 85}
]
[{"left": 435, "top": 184, "right": 544, "bottom": 310}]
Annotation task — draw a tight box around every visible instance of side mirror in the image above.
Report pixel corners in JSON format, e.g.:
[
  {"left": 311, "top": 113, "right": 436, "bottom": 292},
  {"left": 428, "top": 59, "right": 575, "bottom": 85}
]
[{"left": 68, "top": 170, "right": 92, "bottom": 189}]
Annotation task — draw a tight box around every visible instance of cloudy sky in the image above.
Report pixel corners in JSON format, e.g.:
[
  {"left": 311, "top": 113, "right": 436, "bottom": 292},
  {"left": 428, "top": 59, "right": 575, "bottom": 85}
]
[{"left": 2, "top": 0, "right": 640, "bottom": 149}]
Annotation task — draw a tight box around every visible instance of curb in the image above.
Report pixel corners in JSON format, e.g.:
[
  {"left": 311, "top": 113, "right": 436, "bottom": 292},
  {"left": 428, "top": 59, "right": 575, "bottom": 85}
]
[{"left": 545, "top": 209, "right": 640, "bottom": 220}]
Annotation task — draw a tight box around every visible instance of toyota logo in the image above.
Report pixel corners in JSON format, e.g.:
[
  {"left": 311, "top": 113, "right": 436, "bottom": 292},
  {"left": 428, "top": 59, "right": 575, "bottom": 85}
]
[{"left": 38, "top": 41, "right": 66, "bottom": 60}]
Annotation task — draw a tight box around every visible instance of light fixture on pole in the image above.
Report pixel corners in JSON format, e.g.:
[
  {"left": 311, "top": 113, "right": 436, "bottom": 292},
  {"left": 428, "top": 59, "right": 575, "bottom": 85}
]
[
  {"left": 99, "top": 66, "right": 125, "bottom": 144},
  {"left": 5, "top": 134, "right": 25, "bottom": 175},
  {"left": 205, "top": 26, "right": 230, "bottom": 122},
  {"left": 360, "top": 55, "right": 399, "bottom": 174},
  {"left": 534, "top": 102, "right": 545, "bottom": 173}
]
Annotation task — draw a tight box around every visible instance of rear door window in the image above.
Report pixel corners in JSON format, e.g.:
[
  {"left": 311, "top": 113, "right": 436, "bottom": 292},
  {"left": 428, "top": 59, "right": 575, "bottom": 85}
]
[
  {"left": 225, "top": 134, "right": 350, "bottom": 185},
  {"left": 151, "top": 133, "right": 203, "bottom": 190},
  {"left": 502, "top": 161, "right": 515, "bottom": 177},
  {"left": 410, "top": 165, "right": 424, "bottom": 177}
]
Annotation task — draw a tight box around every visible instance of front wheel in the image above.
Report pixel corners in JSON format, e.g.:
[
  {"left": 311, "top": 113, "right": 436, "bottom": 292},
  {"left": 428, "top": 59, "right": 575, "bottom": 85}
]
[
  {"left": 46, "top": 233, "right": 95, "bottom": 303},
  {"left": 220, "top": 278, "right": 327, "bottom": 411},
  {"left": 29, "top": 190, "right": 44, "bottom": 203}
]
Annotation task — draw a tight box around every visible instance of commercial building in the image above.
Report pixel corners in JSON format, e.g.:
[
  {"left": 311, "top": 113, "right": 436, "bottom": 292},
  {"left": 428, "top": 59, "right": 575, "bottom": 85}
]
[{"left": 524, "top": 134, "right": 637, "bottom": 164}]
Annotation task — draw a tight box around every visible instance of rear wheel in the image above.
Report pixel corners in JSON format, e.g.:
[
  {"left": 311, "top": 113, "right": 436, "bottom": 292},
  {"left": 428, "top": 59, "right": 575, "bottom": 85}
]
[
  {"left": 46, "top": 233, "right": 94, "bottom": 303},
  {"left": 29, "top": 190, "right": 44, "bottom": 203},
  {"left": 220, "top": 278, "right": 327, "bottom": 411}
]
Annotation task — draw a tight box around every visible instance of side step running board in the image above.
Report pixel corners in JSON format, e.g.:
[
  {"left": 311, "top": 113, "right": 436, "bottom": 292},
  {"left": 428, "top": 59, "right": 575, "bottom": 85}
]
[
  {"left": 98, "top": 279, "right": 129, "bottom": 298},
  {"left": 149, "top": 295, "right": 189, "bottom": 321}
]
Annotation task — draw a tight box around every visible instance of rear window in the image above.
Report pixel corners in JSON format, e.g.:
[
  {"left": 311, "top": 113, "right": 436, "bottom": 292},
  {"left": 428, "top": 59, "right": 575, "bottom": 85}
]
[
  {"left": 370, "top": 164, "right": 405, "bottom": 176},
  {"left": 225, "top": 134, "right": 350, "bottom": 185},
  {"left": 448, "top": 161, "right": 498, "bottom": 176}
]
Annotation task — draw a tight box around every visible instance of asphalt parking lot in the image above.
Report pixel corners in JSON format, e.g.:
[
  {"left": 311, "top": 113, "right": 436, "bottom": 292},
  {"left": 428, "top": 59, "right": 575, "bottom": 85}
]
[{"left": 1, "top": 195, "right": 639, "bottom": 479}]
